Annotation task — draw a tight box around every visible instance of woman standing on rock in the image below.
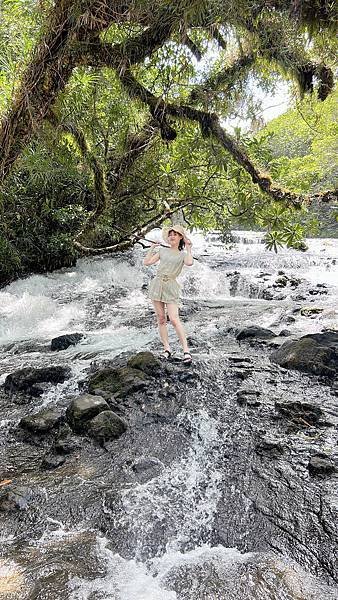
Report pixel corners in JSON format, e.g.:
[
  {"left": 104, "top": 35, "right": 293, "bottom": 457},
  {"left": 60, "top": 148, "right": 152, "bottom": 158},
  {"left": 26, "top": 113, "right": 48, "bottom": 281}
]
[{"left": 143, "top": 224, "right": 193, "bottom": 363}]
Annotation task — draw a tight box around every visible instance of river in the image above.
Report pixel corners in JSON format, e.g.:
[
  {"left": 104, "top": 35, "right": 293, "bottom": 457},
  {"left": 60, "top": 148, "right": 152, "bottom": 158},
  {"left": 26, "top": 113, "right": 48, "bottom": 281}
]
[{"left": 0, "top": 232, "right": 337, "bottom": 599}]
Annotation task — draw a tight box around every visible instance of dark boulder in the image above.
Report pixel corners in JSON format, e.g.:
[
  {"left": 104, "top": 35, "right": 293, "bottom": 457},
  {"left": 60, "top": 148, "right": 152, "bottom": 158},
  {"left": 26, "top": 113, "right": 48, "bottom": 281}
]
[
  {"left": 88, "top": 366, "right": 148, "bottom": 398},
  {"left": 66, "top": 394, "right": 109, "bottom": 432},
  {"left": 271, "top": 332, "right": 338, "bottom": 378},
  {"left": 4, "top": 366, "right": 71, "bottom": 396},
  {"left": 127, "top": 352, "right": 161, "bottom": 376},
  {"left": 19, "top": 408, "right": 63, "bottom": 433},
  {"left": 87, "top": 410, "right": 127, "bottom": 443},
  {"left": 51, "top": 333, "right": 84, "bottom": 351},
  {"left": 236, "top": 326, "right": 275, "bottom": 341}
]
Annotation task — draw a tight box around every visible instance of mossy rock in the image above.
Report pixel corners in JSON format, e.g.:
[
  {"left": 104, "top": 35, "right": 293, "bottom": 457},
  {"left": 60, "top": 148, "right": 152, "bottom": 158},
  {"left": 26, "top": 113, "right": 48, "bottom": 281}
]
[
  {"left": 87, "top": 410, "right": 127, "bottom": 443},
  {"left": 127, "top": 352, "right": 161, "bottom": 376},
  {"left": 20, "top": 408, "right": 63, "bottom": 433},
  {"left": 88, "top": 366, "right": 149, "bottom": 398},
  {"left": 66, "top": 394, "right": 109, "bottom": 432}
]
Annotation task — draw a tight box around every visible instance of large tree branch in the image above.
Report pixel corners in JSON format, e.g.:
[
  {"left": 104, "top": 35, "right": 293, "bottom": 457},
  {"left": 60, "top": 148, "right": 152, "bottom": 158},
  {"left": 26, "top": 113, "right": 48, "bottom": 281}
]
[
  {"left": 74, "top": 198, "right": 192, "bottom": 255},
  {"left": 0, "top": 0, "right": 194, "bottom": 185},
  {"left": 119, "top": 70, "right": 304, "bottom": 207}
]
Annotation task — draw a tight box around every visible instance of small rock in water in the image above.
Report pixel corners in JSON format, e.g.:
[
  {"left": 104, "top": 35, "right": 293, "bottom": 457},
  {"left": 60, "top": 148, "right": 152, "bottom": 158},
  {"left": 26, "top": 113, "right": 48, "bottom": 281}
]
[
  {"left": 271, "top": 332, "right": 338, "bottom": 378},
  {"left": 236, "top": 326, "right": 275, "bottom": 341},
  {"left": 51, "top": 333, "right": 84, "bottom": 351},
  {"left": 300, "top": 307, "right": 324, "bottom": 317},
  {"left": 66, "top": 394, "right": 109, "bottom": 432},
  {"left": 256, "top": 437, "right": 284, "bottom": 457},
  {"left": 127, "top": 351, "right": 161, "bottom": 376},
  {"left": 4, "top": 366, "right": 71, "bottom": 396},
  {"left": 308, "top": 455, "right": 336, "bottom": 477},
  {"left": 87, "top": 410, "right": 127, "bottom": 443},
  {"left": 19, "top": 408, "right": 63, "bottom": 433},
  {"left": 88, "top": 366, "right": 149, "bottom": 398}
]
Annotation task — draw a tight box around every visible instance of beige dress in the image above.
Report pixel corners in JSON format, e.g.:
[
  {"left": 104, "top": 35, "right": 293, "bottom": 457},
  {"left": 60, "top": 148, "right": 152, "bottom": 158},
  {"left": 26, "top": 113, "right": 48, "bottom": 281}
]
[{"left": 148, "top": 247, "right": 186, "bottom": 304}]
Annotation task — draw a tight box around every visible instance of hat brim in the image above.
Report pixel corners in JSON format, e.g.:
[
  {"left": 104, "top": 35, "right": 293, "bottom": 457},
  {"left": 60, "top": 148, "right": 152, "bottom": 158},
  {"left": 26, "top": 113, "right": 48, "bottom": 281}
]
[{"left": 162, "top": 226, "right": 186, "bottom": 243}]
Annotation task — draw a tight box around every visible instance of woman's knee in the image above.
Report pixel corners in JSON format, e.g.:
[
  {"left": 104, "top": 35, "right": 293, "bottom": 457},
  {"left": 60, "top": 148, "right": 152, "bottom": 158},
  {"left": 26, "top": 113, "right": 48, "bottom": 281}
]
[
  {"left": 169, "top": 315, "right": 180, "bottom": 327},
  {"left": 156, "top": 313, "right": 166, "bottom": 326}
]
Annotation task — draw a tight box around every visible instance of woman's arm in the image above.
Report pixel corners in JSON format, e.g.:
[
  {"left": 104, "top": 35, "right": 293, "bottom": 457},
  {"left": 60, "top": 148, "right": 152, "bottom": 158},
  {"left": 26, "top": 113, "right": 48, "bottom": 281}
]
[
  {"left": 184, "top": 238, "right": 193, "bottom": 266},
  {"left": 143, "top": 243, "right": 160, "bottom": 266}
]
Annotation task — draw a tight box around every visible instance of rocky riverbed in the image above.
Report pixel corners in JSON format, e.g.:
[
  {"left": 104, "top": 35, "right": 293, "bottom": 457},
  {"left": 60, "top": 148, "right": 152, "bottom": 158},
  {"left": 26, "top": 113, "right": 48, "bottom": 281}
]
[{"left": 0, "top": 233, "right": 337, "bottom": 599}]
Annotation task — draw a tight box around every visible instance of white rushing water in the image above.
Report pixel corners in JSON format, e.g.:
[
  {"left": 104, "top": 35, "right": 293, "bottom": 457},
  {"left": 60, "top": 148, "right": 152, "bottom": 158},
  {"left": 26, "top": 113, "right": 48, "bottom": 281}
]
[{"left": 0, "top": 232, "right": 337, "bottom": 348}]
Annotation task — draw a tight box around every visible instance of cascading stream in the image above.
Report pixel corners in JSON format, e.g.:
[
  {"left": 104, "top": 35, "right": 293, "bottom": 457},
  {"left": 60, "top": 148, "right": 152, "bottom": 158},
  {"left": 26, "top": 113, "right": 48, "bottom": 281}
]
[{"left": 0, "top": 232, "right": 337, "bottom": 599}]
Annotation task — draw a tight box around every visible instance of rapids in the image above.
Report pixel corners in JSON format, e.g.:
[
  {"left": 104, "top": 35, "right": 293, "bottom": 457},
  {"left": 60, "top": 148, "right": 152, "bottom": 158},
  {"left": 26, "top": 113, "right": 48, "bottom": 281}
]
[{"left": 0, "top": 232, "right": 337, "bottom": 599}]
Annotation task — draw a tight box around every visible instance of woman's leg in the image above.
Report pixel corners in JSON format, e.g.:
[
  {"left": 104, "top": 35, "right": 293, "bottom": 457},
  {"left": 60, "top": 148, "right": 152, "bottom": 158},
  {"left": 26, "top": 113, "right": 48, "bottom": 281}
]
[
  {"left": 166, "top": 303, "right": 189, "bottom": 353},
  {"left": 152, "top": 300, "right": 170, "bottom": 351}
]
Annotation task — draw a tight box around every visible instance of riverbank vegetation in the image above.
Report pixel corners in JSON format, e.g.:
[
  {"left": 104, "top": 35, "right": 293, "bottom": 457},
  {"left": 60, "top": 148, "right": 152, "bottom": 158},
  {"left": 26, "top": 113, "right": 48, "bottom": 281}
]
[{"left": 0, "top": 0, "right": 337, "bottom": 285}]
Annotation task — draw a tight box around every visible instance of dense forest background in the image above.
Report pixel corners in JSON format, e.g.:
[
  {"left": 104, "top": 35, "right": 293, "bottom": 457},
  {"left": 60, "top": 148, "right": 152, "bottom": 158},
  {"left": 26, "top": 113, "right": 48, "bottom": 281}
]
[{"left": 0, "top": 0, "right": 337, "bottom": 285}]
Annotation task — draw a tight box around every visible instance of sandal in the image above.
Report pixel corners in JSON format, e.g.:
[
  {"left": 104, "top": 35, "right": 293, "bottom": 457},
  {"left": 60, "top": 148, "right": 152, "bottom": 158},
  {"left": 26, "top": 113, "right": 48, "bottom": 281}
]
[
  {"left": 183, "top": 352, "right": 192, "bottom": 364},
  {"left": 162, "top": 350, "right": 172, "bottom": 360}
]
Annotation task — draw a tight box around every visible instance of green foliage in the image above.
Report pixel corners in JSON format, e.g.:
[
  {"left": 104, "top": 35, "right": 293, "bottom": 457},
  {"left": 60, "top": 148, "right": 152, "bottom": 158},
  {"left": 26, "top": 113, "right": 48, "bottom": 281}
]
[
  {"left": 0, "top": 235, "right": 21, "bottom": 282},
  {"left": 0, "top": 0, "right": 337, "bottom": 285}
]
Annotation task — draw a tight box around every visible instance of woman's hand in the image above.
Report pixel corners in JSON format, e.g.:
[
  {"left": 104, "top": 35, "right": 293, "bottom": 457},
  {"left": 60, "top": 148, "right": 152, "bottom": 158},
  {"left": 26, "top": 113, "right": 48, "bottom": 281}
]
[
  {"left": 184, "top": 238, "right": 193, "bottom": 266},
  {"left": 185, "top": 237, "right": 193, "bottom": 250}
]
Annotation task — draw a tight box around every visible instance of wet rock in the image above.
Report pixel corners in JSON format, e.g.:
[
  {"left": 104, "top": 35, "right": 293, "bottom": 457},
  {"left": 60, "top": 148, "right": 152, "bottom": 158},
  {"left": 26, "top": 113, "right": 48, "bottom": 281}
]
[
  {"left": 66, "top": 394, "right": 109, "bottom": 432},
  {"left": 236, "top": 326, "right": 275, "bottom": 341},
  {"left": 131, "top": 457, "right": 164, "bottom": 482},
  {"left": 127, "top": 351, "right": 161, "bottom": 376},
  {"left": 4, "top": 366, "right": 71, "bottom": 396},
  {"left": 88, "top": 366, "right": 149, "bottom": 398},
  {"left": 309, "top": 288, "right": 328, "bottom": 296},
  {"left": 51, "top": 333, "right": 84, "bottom": 351},
  {"left": 87, "top": 410, "right": 127, "bottom": 443},
  {"left": 279, "top": 330, "right": 291, "bottom": 337},
  {"left": 274, "top": 276, "right": 288, "bottom": 288},
  {"left": 229, "top": 273, "right": 261, "bottom": 298},
  {"left": 271, "top": 332, "right": 338, "bottom": 378},
  {"left": 229, "top": 356, "right": 252, "bottom": 364},
  {"left": 54, "top": 436, "right": 82, "bottom": 455},
  {"left": 275, "top": 400, "right": 323, "bottom": 428},
  {"left": 262, "top": 289, "right": 274, "bottom": 300},
  {"left": 19, "top": 408, "right": 63, "bottom": 433},
  {"left": 41, "top": 454, "right": 66, "bottom": 470},
  {"left": 236, "top": 389, "right": 261, "bottom": 407},
  {"left": 308, "top": 455, "right": 336, "bottom": 477},
  {"left": 0, "top": 485, "right": 35, "bottom": 511},
  {"left": 300, "top": 307, "right": 325, "bottom": 317},
  {"left": 256, "top": 437, "right": 284, "bottom": 457}
]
